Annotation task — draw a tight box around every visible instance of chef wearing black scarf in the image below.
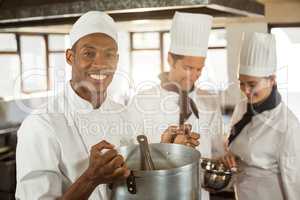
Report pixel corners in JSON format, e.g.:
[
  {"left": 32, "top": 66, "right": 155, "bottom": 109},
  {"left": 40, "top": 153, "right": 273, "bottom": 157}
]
[{"left": 222, "top": 32, "right": 300, "bottom": 200}]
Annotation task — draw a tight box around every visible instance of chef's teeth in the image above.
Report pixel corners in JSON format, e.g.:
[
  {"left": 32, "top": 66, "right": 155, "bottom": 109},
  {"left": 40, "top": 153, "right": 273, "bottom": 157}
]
[{"left": 89, "top": 74, "right": 107, "bottom": 80}]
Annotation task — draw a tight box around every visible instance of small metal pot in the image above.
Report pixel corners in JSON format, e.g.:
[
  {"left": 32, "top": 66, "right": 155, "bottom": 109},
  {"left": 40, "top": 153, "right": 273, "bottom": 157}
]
[
  {"left": 200, "top": 158, "right": 233, "bottom": 191},
  {"left": 109, "top": 143, "right": 201, "bottom": 200}
]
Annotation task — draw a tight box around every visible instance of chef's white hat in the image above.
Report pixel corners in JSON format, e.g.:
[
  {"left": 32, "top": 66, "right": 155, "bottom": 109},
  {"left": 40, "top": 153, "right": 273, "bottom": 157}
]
[
  {"left": 169, "top": 12, "right": 213, "bottom": 57},
  {"left": 239, "top": 32, "right": 277, "bottom": 77},
  {"left": 69, "top": 11, "right": 118, "bottom": 47}
]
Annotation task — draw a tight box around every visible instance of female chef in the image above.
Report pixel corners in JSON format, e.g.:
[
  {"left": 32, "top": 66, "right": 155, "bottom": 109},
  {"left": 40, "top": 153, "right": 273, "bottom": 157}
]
[{"left": 222, "top": 32, "right": 300, "bottom": 200}]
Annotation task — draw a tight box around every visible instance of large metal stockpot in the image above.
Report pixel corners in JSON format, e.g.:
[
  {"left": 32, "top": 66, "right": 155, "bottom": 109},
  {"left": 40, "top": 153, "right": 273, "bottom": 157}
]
[{"left": 109, "top": 143, "right": 201, "bottom": 200}]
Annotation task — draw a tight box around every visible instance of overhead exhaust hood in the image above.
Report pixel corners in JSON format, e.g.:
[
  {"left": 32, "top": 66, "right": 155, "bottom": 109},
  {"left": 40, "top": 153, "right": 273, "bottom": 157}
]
[{"left": 0, "top": 0, "right": 264, "bottom": 27}]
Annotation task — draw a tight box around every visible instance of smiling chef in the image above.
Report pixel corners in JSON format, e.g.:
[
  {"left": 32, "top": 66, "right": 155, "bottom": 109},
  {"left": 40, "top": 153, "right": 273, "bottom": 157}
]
[{"left": 15, "top": 11, "right": 131, "bottom": 200}]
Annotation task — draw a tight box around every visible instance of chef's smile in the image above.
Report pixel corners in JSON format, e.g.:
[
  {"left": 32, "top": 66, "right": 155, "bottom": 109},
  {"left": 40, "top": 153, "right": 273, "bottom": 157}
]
[
  {"left": 87, "top": 71, "right": 112, "bottom": 84},
  {"left": 66, "top": 32, "right": 119, "bottom": 98},
  {"left": 89, "top": 73, "right": 107, "bottom": 81}
]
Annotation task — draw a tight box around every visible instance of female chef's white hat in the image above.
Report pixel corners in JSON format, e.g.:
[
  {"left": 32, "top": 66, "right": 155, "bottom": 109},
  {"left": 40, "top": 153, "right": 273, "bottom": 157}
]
[
  {"left": 169, "top": 12, "right": 213, "bottom": 57},
  {"left": 239, "top": 32, "right": 277, "bottom": 77},
  {"left": 69, "top": 11, "right": 118, "bottom": 47}
]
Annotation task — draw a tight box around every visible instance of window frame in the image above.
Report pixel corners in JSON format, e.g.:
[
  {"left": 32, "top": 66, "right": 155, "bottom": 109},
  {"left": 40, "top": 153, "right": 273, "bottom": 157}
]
[
  {"left": 129, "top": 28, "right": 227, "bottom": 87},
  {"left": 129, "top": 31, "right": 167, "bottom": 78},
  {"left": 18, "top": 33, "right": 49, "bottom": 93},
  {"left": 0, "top": 33, "right": 18, "bottom": 55},
  {"left": 208, "top": 27, "right": 227, "bottom": 50},
  {"left": 0, "top": 32, "right": 68, "bottom": 94},
  {"left": 268, "top": 23, "right": 300, "bottom": 92},
  {"left": 268, "top": 23, "right": 300, "bottom": 33}
]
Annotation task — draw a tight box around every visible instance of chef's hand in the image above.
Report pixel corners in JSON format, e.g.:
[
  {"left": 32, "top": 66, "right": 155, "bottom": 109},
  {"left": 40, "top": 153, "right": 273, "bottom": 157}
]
[
  {"left": 161, "top": 125, "right": 178, "bottom": 143},
  {"left": 57, "top": 141, "right": 130, "bottom": 200},
  {"left": 174, "top": 124, "right": 200, "bottom": 148},
  {"left": 161, "top": 124, "right": 200, "bottom": 148},
  {"left": 220, "top": 152, "right": 237, "bottom": 169},
  {"left": 84, "top": 140, "right": 130, "bottom": 186}
]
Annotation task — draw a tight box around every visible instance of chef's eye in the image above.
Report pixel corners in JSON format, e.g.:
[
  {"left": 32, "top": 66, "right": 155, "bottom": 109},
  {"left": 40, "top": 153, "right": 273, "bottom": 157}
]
[
  {"left": 249, "top": 84, "right": 256, "bottom": 88},
  {"left": 183, "top": 66, "right": 192, "bottom": 71},
  {"left": 83, "top": 50, "right": 96, "bottom": 58},
  {"left": 104, "top": 51, "right": 117, "bottom": 59}
]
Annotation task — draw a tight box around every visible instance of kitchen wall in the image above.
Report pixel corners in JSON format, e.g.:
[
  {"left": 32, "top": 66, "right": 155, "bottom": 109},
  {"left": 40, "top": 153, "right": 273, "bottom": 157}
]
[{"left": 265, "top": 1, "right": 300, "bottom": 24}]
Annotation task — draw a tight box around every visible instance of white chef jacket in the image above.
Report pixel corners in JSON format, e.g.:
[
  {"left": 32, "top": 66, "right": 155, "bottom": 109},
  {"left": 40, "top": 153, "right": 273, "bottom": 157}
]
[
  {"left": 229, "top": 99, "right": 300, "bottom": 200},
  {"left": 15, "top": 82, "right": 132, "bottom": 200},
  {"left": 125, "top": 85, "right": 225, "bottom": 200}
]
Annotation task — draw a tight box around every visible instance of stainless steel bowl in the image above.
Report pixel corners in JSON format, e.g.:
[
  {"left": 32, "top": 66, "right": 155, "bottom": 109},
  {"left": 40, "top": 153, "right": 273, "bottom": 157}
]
[{"left": 200, "top": 158, "right": 233, "bottom": 191}]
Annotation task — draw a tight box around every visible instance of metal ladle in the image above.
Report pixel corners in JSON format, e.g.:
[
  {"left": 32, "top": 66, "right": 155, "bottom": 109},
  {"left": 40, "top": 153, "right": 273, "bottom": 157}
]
[{"left": 137, "top": 135, "right": 156, "bottom": 170}]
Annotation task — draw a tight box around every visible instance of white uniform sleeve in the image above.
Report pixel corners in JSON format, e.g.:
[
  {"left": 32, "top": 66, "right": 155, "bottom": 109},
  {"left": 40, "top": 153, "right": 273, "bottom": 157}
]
[
  {"left": 279, "top": 118, "right": 300, "bottom": 200},
  {"left": 15, "top": 114, "right": 64, "bottom": 200}
]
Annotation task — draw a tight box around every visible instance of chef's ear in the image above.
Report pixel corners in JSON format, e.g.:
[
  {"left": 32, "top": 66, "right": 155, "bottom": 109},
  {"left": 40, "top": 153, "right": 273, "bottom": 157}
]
[
  {"left": 66, "top": 48, "right": 75, "bottom": 66},
  {"left": 167, "top": 52, "right": 174, "bottom": 68},
  {"left": 269, "top": 75, "right": 276, "bottom": 86}
]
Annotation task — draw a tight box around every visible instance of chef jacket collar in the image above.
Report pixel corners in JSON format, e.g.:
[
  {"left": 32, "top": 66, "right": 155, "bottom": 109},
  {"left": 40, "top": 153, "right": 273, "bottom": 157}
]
[
  {"left": 65, "top": 80, "right": 113, "bottom": 114},
  {"left": 65, "top": 81, "right": 94, "bottom": 113},
  {"left": 159, "top": 72, "right": 199, "bottom": 121},
  {"left": 159, "top": 72, "right": 195, "bottom": 94}
]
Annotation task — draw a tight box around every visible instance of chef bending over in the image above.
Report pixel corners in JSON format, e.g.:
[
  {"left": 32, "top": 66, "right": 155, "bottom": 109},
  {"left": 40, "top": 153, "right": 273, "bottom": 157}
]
[{"left": 126, "top": 12, "right": 225, "bottom": 200}]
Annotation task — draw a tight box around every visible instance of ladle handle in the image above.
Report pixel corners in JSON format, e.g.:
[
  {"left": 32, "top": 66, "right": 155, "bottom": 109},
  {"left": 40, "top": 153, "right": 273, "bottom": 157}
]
[{"left": 137, "top": 135, "right": 156, "bottom": 170}]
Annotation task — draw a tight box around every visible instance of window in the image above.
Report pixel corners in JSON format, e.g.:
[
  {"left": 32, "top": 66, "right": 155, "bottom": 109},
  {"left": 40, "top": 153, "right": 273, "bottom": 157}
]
[
  {"left": 130, "top": 29, "right": 228, "bottom": 92},
  {"left": 270, "top": 26, "right": 300, "bottom": 119},
  {"left": 162, "top": 32, "right": 170, "bottom": 71},
  {"left": 20, "top": 35, "right": 48, "bottom": 93},
  {"left": 0, "top": 32, "right": 69, "bottom": 99},
  {"left": 132, "top": 32, "right": 160, "bottom": 49},
  {"left": 198, "top": 29, "right": 228, "bottom": 91},
  {"left": 130, "top": 32, "right": 163, "bottom": 89},
  {"left": 0, "top": 33, "right": 20, "bottom": 98},
  {"left": 48, "top": 34, "right": 70, "bottom": 90},
  {"left": 0, "top": 33, "right": 17, "bottom": 52},
  {"left": 271, "top": 27, "right": 300, "bottom": 92}
]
